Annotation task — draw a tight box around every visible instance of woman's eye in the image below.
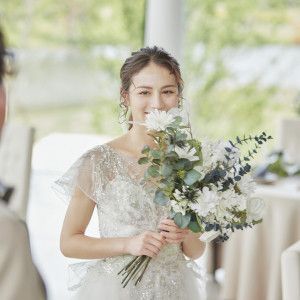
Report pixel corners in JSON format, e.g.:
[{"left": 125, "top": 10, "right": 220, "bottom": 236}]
[
  {"left": 163, "top": 90, "right": 174, "bottom": 94},
  {"left": 140, "top": 91, "right": 149, "bottom": 95}
]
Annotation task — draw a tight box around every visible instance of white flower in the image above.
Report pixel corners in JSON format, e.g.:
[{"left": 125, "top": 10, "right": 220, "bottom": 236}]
[
  {"left": 171, "top": 189, "right": 190, "bottom": 215},
  {"left": 175, "top": 145, "right": 199, "bottom": 161},
  {"left": 173, "top": 189, "right": 184, "bottom": 201},
  {"left": 237, "top": 174, "right": 256, "bottom": 196},
  {"left": 246, "top": 197, "right": 265, "bottom": 223},
  {"left": 170, "top": 199, "right": 188, "bottom": 216},
  {"left": 168, "top": 107, "right": 189, "bottom": 126},
  {"left": 200, "top": 230, "right": 220, "bottom": 243},
  {"left": 144, "top": 109, "right": 175, "bottom": 131},
  {"left": 190, "top": 187, "right": 220, "bottom": 217},
  {"left": 201, "top": 137, "right": 241, "bottom": 170}
]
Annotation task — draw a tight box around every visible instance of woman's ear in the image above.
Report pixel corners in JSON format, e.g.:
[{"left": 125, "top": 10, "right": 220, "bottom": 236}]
[{"left": 120, "top": 87, "right": 130, "bottom": 106}]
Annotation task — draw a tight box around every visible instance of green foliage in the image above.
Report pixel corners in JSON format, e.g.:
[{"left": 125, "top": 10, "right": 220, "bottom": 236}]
[
  {"left": 267, "top": 154, "right": 289, "bottom": 177},
  {"left": 184, "top": 0, "right": 300, "bottom": 142},
  {"left": 188, "top": 220, "right": 202, "bottom": 233},
  {"left": 174, "top": 213, "right": 191, "bottom": 229},
  {"left": 138, "top": 157, "right": 149, "bottom": 165},
  {"left": 1, "top": 0, "right": 299, "bottom": 140},
  {"left": 161, "top": 164, "right": 173, "bottom": 177},
  {"left": 153, "top": 190, "right": 169, "bottom": 206},
  {"left": 0, "top": 0, "right": 146, "bottom": 49},
  {"left": 146, "top": 165, "right": 160, "bottom": 178},
  {"left": 184, "top": 169, "right": 202, "bottom": 185}
]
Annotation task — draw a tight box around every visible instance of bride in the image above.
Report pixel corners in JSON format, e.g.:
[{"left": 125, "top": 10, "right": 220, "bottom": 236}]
[{"left": 54, "top": 46, "right": 206, "bottom": 299}]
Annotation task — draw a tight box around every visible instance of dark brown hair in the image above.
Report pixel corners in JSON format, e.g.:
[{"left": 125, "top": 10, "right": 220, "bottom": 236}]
[
  {"left": 0, "top": 26, "right": 13, "bottom": 85},
  {"left": 120, "top": 46, "right": 184, "bottom": 98},
  {"left": 0, "top": 28, "right": 6, "bottom": 84}
]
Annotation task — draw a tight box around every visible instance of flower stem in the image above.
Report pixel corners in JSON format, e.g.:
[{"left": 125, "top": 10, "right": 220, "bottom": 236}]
[
  {"left": 123, "top": 257, "right": 145, "bottom": 288},
  {"left": 131, "top": 256, "right": 150, "bottom": 282},
  {"left": 117, "top": 256, "right": 138, "bottom": 275},
  {"left": 135, "top": 256, "right": 151, "bottom": 285},
  {"left": 125, "top": 255, "right": 143, "bottom": 273}
]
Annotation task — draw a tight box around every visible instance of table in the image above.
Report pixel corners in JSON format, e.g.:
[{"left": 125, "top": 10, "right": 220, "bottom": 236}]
[{"left": 221, "top": 177, "right": 300, "bottom": 300}]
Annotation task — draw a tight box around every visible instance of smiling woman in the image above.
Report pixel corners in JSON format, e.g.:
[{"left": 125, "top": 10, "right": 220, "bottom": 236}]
[
  {"left": 122, "top": 62, "right": 179, "bottom": 139},
  {"left": 53, "top": 46, "right": 206, "bottom": 299}
]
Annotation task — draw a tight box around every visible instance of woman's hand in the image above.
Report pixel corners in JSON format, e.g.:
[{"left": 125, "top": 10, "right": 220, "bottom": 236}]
[
  {"left": 126, "top": 230, "right": 166, "bottom": 259},
  {"left": 158, "top": 219, "right": 190, "bottom": 244}
]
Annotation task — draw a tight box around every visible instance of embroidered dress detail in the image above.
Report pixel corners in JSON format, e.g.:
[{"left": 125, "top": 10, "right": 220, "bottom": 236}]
[{"left": 53, "top": 144, "right": 205, "bottom": 300}]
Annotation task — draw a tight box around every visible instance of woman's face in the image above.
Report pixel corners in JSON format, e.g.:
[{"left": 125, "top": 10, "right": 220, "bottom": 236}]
[{"left": 125, "top": 62, "right": 179, "bottom": 124}]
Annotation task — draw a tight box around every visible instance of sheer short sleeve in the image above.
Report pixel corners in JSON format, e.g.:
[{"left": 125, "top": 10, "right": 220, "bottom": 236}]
[{"left": 52, "top": 145, "right": 109, "bottom": 205}]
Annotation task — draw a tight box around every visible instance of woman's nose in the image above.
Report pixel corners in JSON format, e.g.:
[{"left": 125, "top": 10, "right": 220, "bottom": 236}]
[{"left": 151, "top": 93, "right": 164, "bottom": 109}]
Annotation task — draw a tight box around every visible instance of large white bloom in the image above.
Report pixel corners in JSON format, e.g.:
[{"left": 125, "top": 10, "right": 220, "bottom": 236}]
[
  {"left": 144, "top": 109, "right": 175, "bottom": 131},
  {"left": 246, "top": 197, "right": 265, "bottom": 223},
  {"left": 190, "top": 187, "right": 220, "bottom": 217},
  {"left": 237, "top": 174, "right": 256, "bottom": 196},
  {"left": 175, "top": 145, "right": 199, "bottom": 161},
  {"left": 201, "top": 137, "right": 241, "bottom": 170}
]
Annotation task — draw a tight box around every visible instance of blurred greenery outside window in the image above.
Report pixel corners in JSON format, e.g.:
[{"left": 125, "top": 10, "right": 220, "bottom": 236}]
[{"left": 0, "top": 0, "right": 299, "bottom": 145}]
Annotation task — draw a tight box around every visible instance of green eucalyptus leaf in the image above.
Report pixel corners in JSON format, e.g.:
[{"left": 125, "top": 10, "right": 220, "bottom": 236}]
[
  {"left": 138, "top": 157, "right": 149, "bottom": 165},
  {"left": 176, "top": 131, "right": 188, "bottom": 141},
  {"left": 169, "top": 210, "right": 178, "bottom": 219},
  {"left": 159, "top": 178, "right": 170, "bottom": 185},
  {"left": 147, "top": 165, "right": 160, "bottom": 178},
  {"left": 165, "top": 151, "right": 179, "bottom": 159},
  {"left": 174, "top": 213, "right": 191, "bottom": 228},
  {"left": 150, "top": 149, "right": 163, "bottom": 159},
  {"left": 167, "top": 145, "right": 175, "bottom": 152},
  {"left": 146, "top": 187, "right": 156, "bottom": 193},
  {"left": 173, "top": 159, "right": 185, "bottom": 170},
  {"left": 188, "top": 221, "right": 202, "bottom": 233},
  {"left": 184, "top": 169, "right": 202, "bottom": 185},
  {"left": 141, "top": 145, "right": 150, "bottom": 154},
  {"left": 173, "top": 116, "right": 182, "bottom": 124},
  {"left": 161, "top": 164, "right": 173, "bottom": 177},
  {"left": 253, "top": 218, "right": 263, "bottom": 225},
  {"left": 183, "top": 160, "right": 193, "bottom": 170},
  {"left": 140, "top": 178, "right": 147, "bottom": 185},
  {"left": 167, "top": 123, "right": 180, "bottom": 129},
  {"left": 153, "top": 190, "right": 169, "bottom": 206},
  {"left": 152, "top": 159, "right": 161, "bottom": 165}
]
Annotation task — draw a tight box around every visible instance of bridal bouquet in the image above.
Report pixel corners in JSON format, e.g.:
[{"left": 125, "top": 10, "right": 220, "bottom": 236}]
[{"left": 118, "top": 108, "right": 272, "bottom": 287}]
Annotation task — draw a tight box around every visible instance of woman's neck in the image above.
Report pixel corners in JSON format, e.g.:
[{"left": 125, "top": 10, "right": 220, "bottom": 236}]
[{"left": 127, "top": 125, "right": 157, "bottom": 152}]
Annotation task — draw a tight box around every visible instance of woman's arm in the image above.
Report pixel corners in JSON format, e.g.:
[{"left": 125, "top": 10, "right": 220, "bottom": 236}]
[
  {"left": 60, "top": 186, "right": 165, "bottom": 259},
  {"left": 158, "top": 219, "right": 205, "bottom": 260},
  {"left": 181, "top": 231, "right": 205, "bottom": 259}
]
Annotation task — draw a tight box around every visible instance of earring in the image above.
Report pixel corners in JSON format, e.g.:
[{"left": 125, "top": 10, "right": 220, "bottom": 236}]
[
  {"left": 178, "top": 97, "right": 183, "bottom": 109},
  {"left": 119, "top": 101, "right": 129, "bottom": 133}
]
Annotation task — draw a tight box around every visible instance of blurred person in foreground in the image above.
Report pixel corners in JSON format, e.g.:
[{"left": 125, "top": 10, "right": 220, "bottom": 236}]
[
  {"left": 0, "top": 26, "right": 47, "bottom": 300},
  {"left": 0, "top": 27, "right": 6, "bottom": 133}
]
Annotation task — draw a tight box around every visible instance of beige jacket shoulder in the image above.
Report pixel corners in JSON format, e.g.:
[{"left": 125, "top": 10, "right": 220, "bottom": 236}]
[{"left": 0, "top": 201, "right": 47, "bottom": 300}]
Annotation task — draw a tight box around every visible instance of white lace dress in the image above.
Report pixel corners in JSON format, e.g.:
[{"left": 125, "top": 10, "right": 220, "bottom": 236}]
[{"left": 54, "top": 144, "right": 206, "bottom": 300}]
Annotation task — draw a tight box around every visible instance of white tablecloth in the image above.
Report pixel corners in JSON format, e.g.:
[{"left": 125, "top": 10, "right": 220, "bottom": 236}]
[{"left": 221, "top": 178, "right": 300, "bottom": 300}]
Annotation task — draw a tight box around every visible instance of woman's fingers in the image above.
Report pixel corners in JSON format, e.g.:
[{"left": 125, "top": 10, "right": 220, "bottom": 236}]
[
  {"left": 160, "top": 230, "right": 188, "bottom": 239},
  {"left": 128, "top": 230, "right": 165, "bottom": 258},
  {"left": 158, "top": 219, "right": 189, "bottom": 233},
  {"left": 158, "top": 219, "right": 190, "bottom": 244}
]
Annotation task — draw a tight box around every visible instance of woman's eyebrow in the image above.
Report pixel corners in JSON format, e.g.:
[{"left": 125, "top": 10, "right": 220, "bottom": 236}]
[
  {"left": 136, "top": 86, "right": 152, "bottom": 89},
  {"left": 136, "top": 84, "right": 177, "bottom": 89},
  {"left": 161, "top": 85, "right": 177, "bottom": 89}
]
